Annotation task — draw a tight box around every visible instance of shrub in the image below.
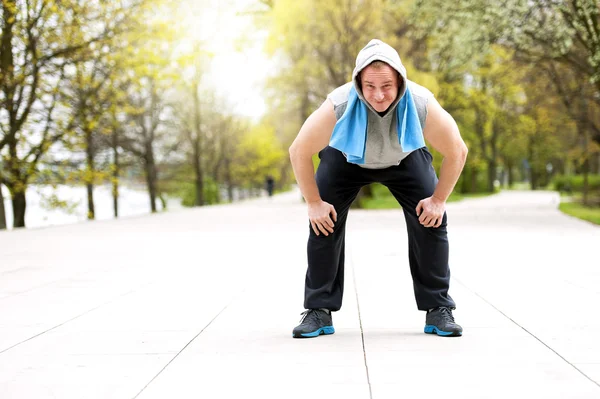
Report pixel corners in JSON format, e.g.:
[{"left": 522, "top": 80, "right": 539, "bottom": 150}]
[
  {"left": 180, "top": 177, "right": 220, "bottom": 207},
  {"left": 553, "top": 175, "right": 600, "bottom": 193}
]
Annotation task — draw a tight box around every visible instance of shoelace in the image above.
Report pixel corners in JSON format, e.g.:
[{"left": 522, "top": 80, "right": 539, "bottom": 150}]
[
  {"left": 438, "top": 307, "right": 455, "bottom": 323},
  {"left": 299, "top": 309, "right": 321, "bottom": 324}
]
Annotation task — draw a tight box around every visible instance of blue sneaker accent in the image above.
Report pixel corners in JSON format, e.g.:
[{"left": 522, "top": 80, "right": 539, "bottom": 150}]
[
  {"left": 424, "top": 307, "right": 463, "bottom": 337},
  {"left": 298, "top": 326, "right": 335, "bottom": 338},
  {"left": 293, "top": 309, "right": 334, "bottom": 338},
  {"left": 424, "top": 324, "right": 461, "bottom": 336}
]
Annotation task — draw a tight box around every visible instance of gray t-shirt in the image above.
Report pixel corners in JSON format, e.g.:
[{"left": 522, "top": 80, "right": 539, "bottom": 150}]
[{"left": 327, "top": 80, "right": 433, "bottom": 169}]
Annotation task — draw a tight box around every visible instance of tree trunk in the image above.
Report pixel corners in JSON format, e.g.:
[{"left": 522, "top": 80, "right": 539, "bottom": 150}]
[
  {"left": 0, "top": 183, "right": 6, "bottom": 230},
  {"left": 225, "top": 158, "right": 233, "bottom": 202},
  {"left": 353, "top": 184, "right": 373, "bottom": 209},
  {"left": 582, "top": 152, "right": 590, "bottom": 207},
  {"left": 158, "top": 193, "right": 167, "bottom": 211},
  {"left": 530, "top": 171, "right": 538, "bottom": 190},
  {"left": 459, "top": 165, "right": 469, "bottom": 193},
  {"left": 471, "top": 167, "right": 479, "bottom": 193},
  {"left": 488, "top": 119, "right": 500, "bottom": 192},
  {"left": 278, "top": 164, "right": 288, "bottom": 192},
  {"left": 487, "top": 159, "right": 496, "bottom": 193},
  {"left": 193, "top": 139, "right": 204, "bottom": 206},
  {"left": 211, "top": 158, "right": 223, "bottom": 205},
  {"left": 144, "top": 150, "right": 158, "bottom": 213},
  {"left": 112, "top": 129, "right": 120, "bottom": 218},
  {"left": 86, "top": 183, "right": 94, "bottom": 220},
  {"left": 192, "top": 75, "right": 204, "bottom": 207},
  {"left": 85, "top": 130, "right": 95, "bottom": 220},
  {"left": 474, "top": 87, "right": 490, "bottom": 193},
  {"left": 527, "top": 136, "right": 537, "bottom": 190},
  {"left": 10, "top": 189, "right": 26, "bottom": 228},
  {"left": 227, "top": 185, "right": 234, "bottom": 203},
  {"left": 576, "top": 101, "right": 590, "bottom": 205},
  {"left": 582, "top": 122, "right": 590, "bottom": 206}
]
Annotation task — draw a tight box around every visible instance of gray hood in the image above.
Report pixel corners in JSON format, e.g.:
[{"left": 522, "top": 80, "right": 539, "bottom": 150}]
[{"left": 352, "top": 39, "right": 407, "bottom": 115}]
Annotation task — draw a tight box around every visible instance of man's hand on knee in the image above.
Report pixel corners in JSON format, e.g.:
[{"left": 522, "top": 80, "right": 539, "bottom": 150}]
[
  {"left": 308, "top": 200, "right": 338, "bottom": 236},
  {"left": 416, "top": 196, "right": 445, "bottom": 228}
]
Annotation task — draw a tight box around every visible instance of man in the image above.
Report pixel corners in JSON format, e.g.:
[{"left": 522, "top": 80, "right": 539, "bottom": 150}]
[
  {"left": 265, "top": 175, "right": 275, "bottom": 197},
  {"left": 288, "top": 39, "right": 468, "bottom": 339}
]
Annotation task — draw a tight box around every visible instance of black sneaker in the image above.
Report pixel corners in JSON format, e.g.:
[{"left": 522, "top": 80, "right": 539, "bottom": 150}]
[
  {"left": 424, "top": 307, "right": 463, "bottom": 337},
  {"left": 292, "top": 309, "right": 335, "bottom": 338}
]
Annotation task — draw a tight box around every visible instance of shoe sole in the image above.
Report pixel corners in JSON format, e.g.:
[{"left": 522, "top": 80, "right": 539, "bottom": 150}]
[
  {"left": 293, "top": 326, "right": 335, "bottom": 338},
  {"left": 424, "top": 325, "right": 462, "bottom": 337}
]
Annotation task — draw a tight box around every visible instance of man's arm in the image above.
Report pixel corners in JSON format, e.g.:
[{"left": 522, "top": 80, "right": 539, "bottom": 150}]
[
  {"left": 416, "top": 96, "right": 468, "bottom": 228},
  {"left": 423, "top": 96, "right": 468, "bottom": 201},
  {"left": 289, "top": 99, "right": 338, "bottom": 236}
]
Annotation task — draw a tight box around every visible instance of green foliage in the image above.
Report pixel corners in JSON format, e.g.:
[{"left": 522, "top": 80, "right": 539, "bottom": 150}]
[
  {"left": 312, "top": 153, "right": 320, "bottom": 171},
  {"left": 4, "top": 0, "right": 599, "bottom": 229},
  {"left": 38, "top": 192, "right": 80, "bottom": 215},
  {"left": 0, "top": 0, "right": 164, "bottom": 227},
  {"left": 231, "top": 123, "right": 286, "bottom": 188},
  {"left": 357, "top": 184, "right": 400, "bottom": 210},
  {"left": 179, "top": 177, "right": 220, "bottom": 207},
  {"left": 457, "top": 165, "right": 494, "bottom": 193},
  {"left": 262, "top": 0, "right": 399, "bottom": 138},
  {"left": 406, "top": 1, "right": 594, "bottom": 192},
  {"left": 559, "top": 202, "right": 600, "bottom": 225},
  {"left": 357, "top": 183, "right": 495, "bottom": 209},
  {"left": 178, "top": 183, "right": 195, "bottom": 207},
  {"left": 203, "top": 178, "right": 220, "bottom": 205},
  {"left": 553, "top": 175, "right": 600, "bottom": 193}
]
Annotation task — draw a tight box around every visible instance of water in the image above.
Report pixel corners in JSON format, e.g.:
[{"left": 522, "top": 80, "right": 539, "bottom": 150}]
[{"left": 1, "top": 184, "right": 182, "bottom": 230}]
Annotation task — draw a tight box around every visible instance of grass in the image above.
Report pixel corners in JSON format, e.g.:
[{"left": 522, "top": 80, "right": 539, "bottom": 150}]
[
  {"left": 505, "top": 182, "right": 532, "bottom": 190},
  {"left": 358, "top": 183, "right": 496, "bottom": 210},
  {"left": 360, "top": 193, "right": 400, "bottom": 209},
  {"left": 559, "top": 200, "right": 600, "bottom": 225},
  {"left": 351, "top": 180, "right": 600, "bottom": 225}
]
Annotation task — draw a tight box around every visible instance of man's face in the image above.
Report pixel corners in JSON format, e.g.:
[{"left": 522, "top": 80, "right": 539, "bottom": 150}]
[{"left": 360, "top": 64, "right": 399, "bottom": 113}]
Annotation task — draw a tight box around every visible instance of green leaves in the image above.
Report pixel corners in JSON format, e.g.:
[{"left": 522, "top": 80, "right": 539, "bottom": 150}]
[{"left": 231, "top": 123, "right": 285, "bottom": 187}]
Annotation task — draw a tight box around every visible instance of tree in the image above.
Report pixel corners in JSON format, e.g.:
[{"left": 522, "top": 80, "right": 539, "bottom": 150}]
[
  {"left": 263, "top": 0, "right": 399, "bottom": 202},
  {"left": 407, "top": 0, "right": 598, "bottom": 193},
  {"left": 173, "top": 47, "right": 211, "bottom": 207},
  {"left": 264, "top": 0, "right": 394, "bottom": 113},
  {"left": 467, "top": 47, "right": 530, "bottom": 192},
  {"left": 121, "top": 76, "right": 172, "bottom": 213},
  {"left": 0, "top": 0, "right": 149, "bottom": 228},
  {"left": 507, "top": 0, "right": 600, "bottom": 147},
  {"left": 412, "top": 0, "right": 600, "bottom": 146},
  {"left": 0, "top": 177, "right": 5, "bottom": 228},
  {"left": 200, "top": 107, "right": 243, "bottom": 204},
  {"left": 231, "top": 123, "right": 286, "bottom": 191},
  {"left": 107, "top": 3, "right": 177, "bottom": 214},
  {"left": 64, "top": 58, "right": 113, "bottom": 220},
  {"left": 408, "top": 1, "right": 509, "bottom": 192}
]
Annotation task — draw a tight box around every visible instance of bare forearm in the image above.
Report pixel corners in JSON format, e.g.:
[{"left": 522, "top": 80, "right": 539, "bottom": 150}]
[
  {"left": 432, "top": 151, "right": 467, "bottom": 202},
  {"left": 290, "top": 153, "right": 321, "bottom": 204}
]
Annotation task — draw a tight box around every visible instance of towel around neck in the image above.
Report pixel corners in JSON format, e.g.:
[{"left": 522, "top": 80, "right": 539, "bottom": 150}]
[{"left": 329, "top": 85, "right": 425, "bottom": 165}]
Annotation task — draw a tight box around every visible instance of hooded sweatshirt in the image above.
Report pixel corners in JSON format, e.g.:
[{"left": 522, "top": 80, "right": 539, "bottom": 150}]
[{"left": 327, "top": 39, "right": 433, "bottom": 169}]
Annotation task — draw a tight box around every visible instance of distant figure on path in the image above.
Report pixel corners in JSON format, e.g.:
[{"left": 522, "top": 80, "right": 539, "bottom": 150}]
[
  {"left": 265, "top": 175, "right": 275, "bottom": 197},
  {"left": 288, "top": 39, "right": 468, "bottom": 339}
]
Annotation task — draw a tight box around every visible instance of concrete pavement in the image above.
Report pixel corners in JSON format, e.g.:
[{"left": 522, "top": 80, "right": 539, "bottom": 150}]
[{"left": 0, "top": 188, "right": 599, "bottom": 398}]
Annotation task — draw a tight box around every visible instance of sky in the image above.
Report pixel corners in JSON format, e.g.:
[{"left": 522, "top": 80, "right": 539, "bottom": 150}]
[{"left": 178, "top": 0, "right": 271, "bottom": 121}]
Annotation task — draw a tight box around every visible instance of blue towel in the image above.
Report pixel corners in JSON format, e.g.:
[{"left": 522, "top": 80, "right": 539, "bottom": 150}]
[{"left": 329, "top": 86, "right": 425, "bottom": 164}]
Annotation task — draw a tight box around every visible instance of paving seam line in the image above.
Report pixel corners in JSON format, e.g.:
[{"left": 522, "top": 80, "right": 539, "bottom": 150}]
[
  {"left": 132, "top": 292, "right": 242, "bottom": 399},
  {"left": 453, "top": 276, "right": 600, "bottom": 389},
  {"left": 0, "top": 282, "right": 153, "bottom": 355},
  {"left": 349, "top": 250, "right": 374, "bottom": 399}
]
